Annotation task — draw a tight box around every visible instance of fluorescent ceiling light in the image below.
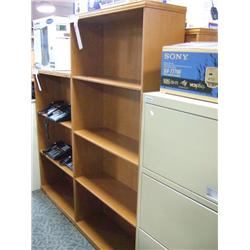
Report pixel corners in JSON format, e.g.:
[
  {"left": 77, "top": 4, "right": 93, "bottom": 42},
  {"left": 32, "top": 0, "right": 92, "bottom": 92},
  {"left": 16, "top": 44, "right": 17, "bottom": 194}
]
[{"left": 36, "top": 1, "right": 56, "bottom": 13}]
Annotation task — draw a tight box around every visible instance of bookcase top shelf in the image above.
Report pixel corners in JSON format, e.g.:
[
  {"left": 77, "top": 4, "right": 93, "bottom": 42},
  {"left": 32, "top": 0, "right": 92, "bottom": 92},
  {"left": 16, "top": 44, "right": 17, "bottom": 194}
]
[
  {"left": 38, "top": 70, "right": 71, "bottom": 78},
  {"left": 77, "top": 0, "right": 186, "bottom": 21}
]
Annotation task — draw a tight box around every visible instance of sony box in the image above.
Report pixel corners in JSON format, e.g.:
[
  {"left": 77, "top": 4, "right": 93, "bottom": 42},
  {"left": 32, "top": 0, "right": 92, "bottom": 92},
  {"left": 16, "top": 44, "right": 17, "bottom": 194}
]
[{"left": 160, "top": 42, "right": 218, "bottom": 103}]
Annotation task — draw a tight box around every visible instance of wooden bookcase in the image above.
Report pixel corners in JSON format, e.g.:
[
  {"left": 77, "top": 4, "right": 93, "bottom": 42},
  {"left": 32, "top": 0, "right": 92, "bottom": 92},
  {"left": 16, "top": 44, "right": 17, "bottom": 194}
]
[
  {"left": 185, "top": 28, "right": 218, "bottom": 42},
  {"left": 35, "top": 1, "right": 186, "bottom": 249}
]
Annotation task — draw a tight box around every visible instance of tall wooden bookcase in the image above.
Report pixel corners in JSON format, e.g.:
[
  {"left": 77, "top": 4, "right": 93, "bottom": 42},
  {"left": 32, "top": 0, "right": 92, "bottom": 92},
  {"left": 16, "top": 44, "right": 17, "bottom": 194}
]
[{"left": 35, "top": 1, "right": 186, "bottom": 249}]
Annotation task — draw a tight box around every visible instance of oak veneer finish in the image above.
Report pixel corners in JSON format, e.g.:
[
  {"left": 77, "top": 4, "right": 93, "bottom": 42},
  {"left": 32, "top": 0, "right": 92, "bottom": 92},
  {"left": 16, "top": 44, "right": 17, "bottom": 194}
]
[{"left": 73, "top": 75, "right": 141, "bottom": 91}]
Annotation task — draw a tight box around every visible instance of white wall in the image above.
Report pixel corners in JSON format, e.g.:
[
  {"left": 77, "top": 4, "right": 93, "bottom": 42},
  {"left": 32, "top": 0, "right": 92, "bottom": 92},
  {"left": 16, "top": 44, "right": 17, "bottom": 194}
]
[
  {"left": 31, "top": 100, "right": 40, "bottom": 191},
  {"left": 167, "top": 0, "right": 218, "bottom": 28}
]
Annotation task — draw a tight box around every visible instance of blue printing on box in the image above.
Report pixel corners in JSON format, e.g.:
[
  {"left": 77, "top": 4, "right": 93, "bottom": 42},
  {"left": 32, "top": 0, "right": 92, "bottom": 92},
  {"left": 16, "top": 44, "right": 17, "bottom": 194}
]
[
  {"left": 161, "top": 51, "right": 218, "bottom": 98},
  {"left": 88, "top": 0, "right": 124, "bottom": 11}
]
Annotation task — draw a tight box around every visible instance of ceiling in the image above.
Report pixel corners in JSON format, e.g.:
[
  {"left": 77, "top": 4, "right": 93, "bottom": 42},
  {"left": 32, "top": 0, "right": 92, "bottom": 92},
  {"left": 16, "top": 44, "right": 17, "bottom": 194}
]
[{"left": 32, "top": 0, "right": 74, "bottom": 20}]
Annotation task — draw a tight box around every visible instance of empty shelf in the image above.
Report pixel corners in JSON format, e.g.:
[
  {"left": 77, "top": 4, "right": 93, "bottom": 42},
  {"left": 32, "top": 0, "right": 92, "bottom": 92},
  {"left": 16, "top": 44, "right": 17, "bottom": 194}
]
[
  {"left": 76, "top": 174, "right": 137, "bottom": 227},
  {"left": 77, "top": 214, "right": 134, "bottom": 250},
  {"left": 42, "top": 184, "right": 74, "bottom": 221},
  {"left": 74, "top": 128, "right": 139, "bottom": 165}
]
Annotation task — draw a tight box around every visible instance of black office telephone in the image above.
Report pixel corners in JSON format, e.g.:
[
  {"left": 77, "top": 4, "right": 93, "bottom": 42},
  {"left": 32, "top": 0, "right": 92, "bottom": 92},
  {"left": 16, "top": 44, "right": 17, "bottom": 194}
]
[
  {"left": 39, "top": 101, "right": 71, "bottom": 122},
  {"left": 60, "top": 155, "right": 73, "bottom": 170},
  {"left": 43, "top": 141, "right": 72, "bottom": 160},
  {"left": 49, "top": 104, "right": 71, "bottom": 122},
  {"left": 210, "top": 0, "right": 218, "bottom": 20},
  {"left": 39, "top": 100, "right": 64, "bottom": 117}
]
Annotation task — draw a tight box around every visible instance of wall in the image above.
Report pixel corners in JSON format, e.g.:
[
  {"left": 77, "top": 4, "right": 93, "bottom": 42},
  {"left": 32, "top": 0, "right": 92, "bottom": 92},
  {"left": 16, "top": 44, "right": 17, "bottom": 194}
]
[
  {"left": 31, "top": 100, "right": 40, "bottom": 191},
  {"left": 167, "top": 0, "right": 218, "bottom": 28}
]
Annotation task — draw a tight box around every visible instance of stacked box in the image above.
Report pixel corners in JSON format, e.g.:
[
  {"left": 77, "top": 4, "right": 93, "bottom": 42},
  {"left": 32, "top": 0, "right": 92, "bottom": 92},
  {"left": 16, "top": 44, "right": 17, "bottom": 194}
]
[
  {"left": 74, "top": 0, "right": 166, "bottom": 14},
  {"left": 160, "top": 42, "right": 218, "bottom": 103}
]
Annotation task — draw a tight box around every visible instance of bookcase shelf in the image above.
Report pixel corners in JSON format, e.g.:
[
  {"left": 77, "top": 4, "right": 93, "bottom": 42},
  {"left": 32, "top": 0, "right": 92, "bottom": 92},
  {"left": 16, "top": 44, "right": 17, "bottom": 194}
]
[
  {"left": 38, "top": 70, "right": 71, "bottom": 78},
  {"left": 60, "top": 121, "right": 72, "bottom": 129},
  {"left": 77, "top": 215, "right": 135, "bottom": 250},
  {"left": 74, "top": 128, "right": 139, "bottom": 166},
  {"left": 40, "top": 156, "right": 74, "bottom": 221},
  {"left": 40, "top": 151, "right": 73, "bottom": 178},
  {"left": 35, "top": 2, "right": 186, "bottom": 249},
  {"left": 76, "top": 174, "right": 137, "bottom": 227},
  {"left": 38, "top": 113, "right": 72, "bottom": 130},
  {"left": 75, "top": 182, "right": 135, "bottom": 250},
  {"left": 42, "top": 184, "right": 74, "bottom": 221},
  {"left": 72, "top": 75, "right": 141, "bottom": 91}
]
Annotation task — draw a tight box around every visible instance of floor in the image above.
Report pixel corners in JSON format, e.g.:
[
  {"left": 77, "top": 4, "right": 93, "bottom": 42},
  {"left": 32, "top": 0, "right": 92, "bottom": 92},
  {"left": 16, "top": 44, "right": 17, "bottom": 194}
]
[{"left": 32, "top": 189, "right": 96, "bottom": 250}]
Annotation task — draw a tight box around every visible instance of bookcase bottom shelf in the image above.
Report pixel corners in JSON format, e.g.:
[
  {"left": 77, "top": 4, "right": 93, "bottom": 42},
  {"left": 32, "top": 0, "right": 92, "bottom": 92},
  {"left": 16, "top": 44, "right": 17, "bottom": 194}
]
[
  {"left": 76, "top": 174, "right": 137, "bottom": 227},
  {"left": 42, "top": 182, "right": 135, "bottom": 250},
  {"left": 42, "top": 184, "right": 74, "bottom": 221},
  {"left": 77, "top": 214, "right": 135, "bottom": 250}
]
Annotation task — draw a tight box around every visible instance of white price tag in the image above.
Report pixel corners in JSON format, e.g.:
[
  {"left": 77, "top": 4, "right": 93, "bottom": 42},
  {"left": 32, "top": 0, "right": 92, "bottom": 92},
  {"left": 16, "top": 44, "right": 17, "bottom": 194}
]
[
  {"left": 32, "top": 68, "right": 42, "bottom": 91},
  {"left": 70, "top": 15, "right": 83, "bottom": 50}
]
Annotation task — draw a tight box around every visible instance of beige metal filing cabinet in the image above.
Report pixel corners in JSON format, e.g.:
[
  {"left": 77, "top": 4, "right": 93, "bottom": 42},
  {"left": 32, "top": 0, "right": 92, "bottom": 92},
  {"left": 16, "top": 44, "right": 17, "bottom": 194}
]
[{"left": 136, "top": 92, "right": 218, "bottom": 250}]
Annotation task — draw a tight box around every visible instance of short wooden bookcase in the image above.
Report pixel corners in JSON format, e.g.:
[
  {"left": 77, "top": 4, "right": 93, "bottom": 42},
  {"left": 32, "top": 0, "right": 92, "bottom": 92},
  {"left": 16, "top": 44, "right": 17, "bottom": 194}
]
[
  {"left": 185, "top": 28, "right": 218, "bottom": 42},
  {"left": 35, "top": 1, "right": 186, "bottom": 249}
]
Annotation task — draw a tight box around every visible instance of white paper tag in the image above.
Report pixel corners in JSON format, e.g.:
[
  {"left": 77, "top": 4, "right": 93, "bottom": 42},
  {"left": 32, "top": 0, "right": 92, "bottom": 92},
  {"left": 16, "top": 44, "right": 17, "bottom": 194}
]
[
  {"left": 70, "top": 15, "right": 83, "bottom": 50},
  {"left": 32, "top": 68, "right": 42, "bottom": 92}
]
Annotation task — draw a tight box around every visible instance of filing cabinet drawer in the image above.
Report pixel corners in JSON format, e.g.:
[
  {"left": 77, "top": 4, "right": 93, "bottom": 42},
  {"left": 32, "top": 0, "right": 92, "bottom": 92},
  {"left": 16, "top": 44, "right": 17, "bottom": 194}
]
[
  {"left": 139, "top": 174, "right": 218, "bottom": 250},
  {"left": 137, "top": 229, "right": 167, "bottom": 250},
  {"left": 142, "top": 103, "right": 217, "bottom": 202}
]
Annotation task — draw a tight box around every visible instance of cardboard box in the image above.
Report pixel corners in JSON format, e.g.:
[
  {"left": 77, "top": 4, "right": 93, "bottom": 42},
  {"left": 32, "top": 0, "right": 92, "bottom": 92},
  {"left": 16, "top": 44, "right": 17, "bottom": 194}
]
[
  {"left": 74, "top": 0, "right": 166, "bottom": 14},
  {"left": 160, "top": 42, "right": 218, "bottom": 103}
]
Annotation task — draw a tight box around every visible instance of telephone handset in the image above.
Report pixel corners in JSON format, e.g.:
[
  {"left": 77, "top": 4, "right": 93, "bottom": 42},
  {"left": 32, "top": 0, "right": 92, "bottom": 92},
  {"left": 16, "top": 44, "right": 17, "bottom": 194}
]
[
  {"left": 43, "top": 141, "right": 71, "bottom": 160},
  {"left": 38, "top": 101, "right": 71, "bottom": 122},
  {"left": 49, "top": 104, "right": 71, "bottom": 122},
  {"left": 60, "top": 155, "right": 73, "bottom": 170},
  {"left": 211, "top": 0, "right": 218, "bottom": 20},
  {"left": 39, "top": 100, "right": 65, "bottom": 117}
]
